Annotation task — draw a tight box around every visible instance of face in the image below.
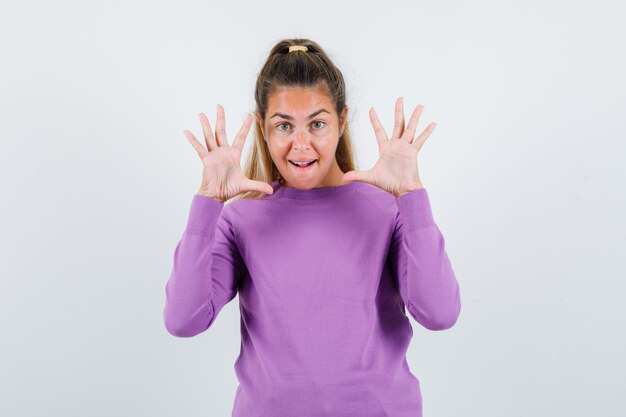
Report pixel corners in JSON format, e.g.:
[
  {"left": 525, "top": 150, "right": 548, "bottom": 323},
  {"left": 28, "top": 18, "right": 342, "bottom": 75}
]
[{"left": 257, "top": 83, "right": 348, "bottom": 189}]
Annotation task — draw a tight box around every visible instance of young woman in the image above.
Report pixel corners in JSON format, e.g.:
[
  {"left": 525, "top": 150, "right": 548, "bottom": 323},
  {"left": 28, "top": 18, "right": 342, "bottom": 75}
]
[{"left": 164, "top": 38, "right": 462, "bottom": 417}]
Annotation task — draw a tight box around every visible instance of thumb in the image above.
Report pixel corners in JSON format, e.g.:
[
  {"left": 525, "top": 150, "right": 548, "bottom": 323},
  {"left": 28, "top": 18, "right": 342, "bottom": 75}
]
[
  {"left": 341, "top": 169, "right": 373, "bottom": 184},
  {"left": 246, "top": 178, "right": 274, "bottom": 195}
]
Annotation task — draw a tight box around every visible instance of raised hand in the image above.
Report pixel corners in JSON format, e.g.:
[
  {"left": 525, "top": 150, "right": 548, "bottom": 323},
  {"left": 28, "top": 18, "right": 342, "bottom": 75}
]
[
  {"left": 184, "top": 104, "right": 274, "bottom": 202},
  {"left": 341, "top": 97, "right": 437, "bottom": 197}
]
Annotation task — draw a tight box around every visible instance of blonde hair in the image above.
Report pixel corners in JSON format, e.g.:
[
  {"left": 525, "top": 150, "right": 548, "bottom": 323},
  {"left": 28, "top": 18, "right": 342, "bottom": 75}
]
[{"left": 230, "top": 38, "right": 358, "bottom": 202}]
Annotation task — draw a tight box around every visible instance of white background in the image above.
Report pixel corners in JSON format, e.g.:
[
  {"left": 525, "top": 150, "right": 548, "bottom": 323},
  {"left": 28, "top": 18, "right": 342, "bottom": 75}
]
[{"left": 1, "top": 0, "right": 624, "bottom": 416}]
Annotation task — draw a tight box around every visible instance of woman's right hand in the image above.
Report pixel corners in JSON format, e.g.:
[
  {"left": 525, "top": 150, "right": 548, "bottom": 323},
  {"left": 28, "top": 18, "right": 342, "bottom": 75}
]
[{"left": 183, "top": 104, "right": 274, "bottom": 203}]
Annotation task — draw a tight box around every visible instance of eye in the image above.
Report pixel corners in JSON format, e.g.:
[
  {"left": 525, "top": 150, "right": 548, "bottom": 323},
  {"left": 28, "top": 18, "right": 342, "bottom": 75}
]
[
  {"left": 276, "top": 121, "right": 326, "bottom": 132},
  {"left": 277, "top": 123, "right": 291, "bottom": 132}
]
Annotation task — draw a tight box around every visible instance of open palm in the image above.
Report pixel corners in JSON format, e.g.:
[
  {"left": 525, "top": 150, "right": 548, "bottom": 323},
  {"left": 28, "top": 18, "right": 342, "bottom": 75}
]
[
  {"left": 184, "top": 104, "right": 274, "bottom": 202},
  {"left": 341, "top": 97, "right": 436, "bottom": 197}
]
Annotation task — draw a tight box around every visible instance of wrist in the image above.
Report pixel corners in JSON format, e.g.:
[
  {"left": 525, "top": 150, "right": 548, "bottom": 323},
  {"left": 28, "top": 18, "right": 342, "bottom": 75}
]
[
  {"left": 395, "top": 181, "right": 424, "bottom": 198},
  {"left": 197, "top": 190, "right": 224, "bottom": 203}
]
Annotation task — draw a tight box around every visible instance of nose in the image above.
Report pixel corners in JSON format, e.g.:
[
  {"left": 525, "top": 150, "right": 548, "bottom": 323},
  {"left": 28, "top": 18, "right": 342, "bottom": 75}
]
[{"left": 293, "top": 129, "right": 311, "bottom": 150}]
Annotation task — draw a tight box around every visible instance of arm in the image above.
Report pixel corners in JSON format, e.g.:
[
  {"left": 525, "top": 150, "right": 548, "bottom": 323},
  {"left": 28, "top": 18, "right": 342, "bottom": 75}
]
[
  {"left": 388, "top": 187, "right": 462, "bottom": 331},
  {"left": 163, "top": 194, "right": 246, "bottom": 337}
]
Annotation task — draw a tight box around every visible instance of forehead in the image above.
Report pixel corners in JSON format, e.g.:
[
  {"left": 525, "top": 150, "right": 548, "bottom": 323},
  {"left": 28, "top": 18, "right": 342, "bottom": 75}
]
[{"left": 267, "top": 84, "right": 335, "bottom": 116}]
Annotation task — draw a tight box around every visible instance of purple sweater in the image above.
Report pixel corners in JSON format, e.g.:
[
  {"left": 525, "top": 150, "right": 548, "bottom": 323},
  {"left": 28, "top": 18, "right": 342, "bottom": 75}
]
[{"left": 164, "top": 179, "right": 461, "bottom": 417}]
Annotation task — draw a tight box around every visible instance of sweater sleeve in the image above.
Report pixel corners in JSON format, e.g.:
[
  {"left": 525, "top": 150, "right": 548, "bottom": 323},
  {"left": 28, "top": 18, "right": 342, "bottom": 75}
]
[
  {"left": 163, "top": 194, "right": 246, "bottom": 337},
  {"left": 388, "top": 187, "right": 462, "bottom": 331}
]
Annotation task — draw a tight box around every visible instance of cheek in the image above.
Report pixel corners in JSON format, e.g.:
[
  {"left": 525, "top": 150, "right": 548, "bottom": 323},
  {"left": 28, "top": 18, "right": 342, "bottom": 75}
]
[
  {"left": 268, "top": 141, "right": 291, "bottom": 161},
  {"left": 317, "top": 137, "right": 337, "bottom": 155}
]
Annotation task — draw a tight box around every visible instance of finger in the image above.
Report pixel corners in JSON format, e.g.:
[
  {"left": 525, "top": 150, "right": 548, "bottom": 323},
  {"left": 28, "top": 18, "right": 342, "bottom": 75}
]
[
  {"left": 369, "top": 107, "right": 389, "bottom": 152},
  {"left": 391, "top": 97, "right": 405, "bottom": 139},
  {"left": 231, "top": 113, "right": 253, "bottom": 152},
  {"left": 199, "top": 112, "right": 218, "bottom": 151},
  {"left": 412, "top": 122, "right": 437, "bottom": 151},
  {"left": 183, "top": 130, "right": 209, "bottom": 160},
  {"left": 402, "top": 104, "right": 425, "bottom": 143},
  {"left": 215, "top": 104, "right": 227, "bottom": 147}
]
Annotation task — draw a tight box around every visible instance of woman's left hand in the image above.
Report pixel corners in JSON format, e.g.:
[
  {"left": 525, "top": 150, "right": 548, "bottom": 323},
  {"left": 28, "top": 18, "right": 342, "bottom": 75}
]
[{"left": 341, "top": 97, "right": 437, "bottom": 198}]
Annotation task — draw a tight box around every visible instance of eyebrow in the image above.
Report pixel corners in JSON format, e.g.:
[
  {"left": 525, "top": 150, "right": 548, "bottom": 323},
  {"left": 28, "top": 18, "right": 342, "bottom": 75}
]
[{"left": 270, "top": 108, "right": 331, "bottom": 120}]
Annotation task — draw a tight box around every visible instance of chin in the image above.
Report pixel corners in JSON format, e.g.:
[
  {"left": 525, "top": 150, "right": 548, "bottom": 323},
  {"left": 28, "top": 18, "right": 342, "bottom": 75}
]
[
  {"left": 283, "top": 175, "right": 326, "bottom": 188},
  {"left": 286, "top": 178, "right": 318, "bottom": 188},
  {"left": 282, "top": 163, "right": 328, "bottom": 186}
]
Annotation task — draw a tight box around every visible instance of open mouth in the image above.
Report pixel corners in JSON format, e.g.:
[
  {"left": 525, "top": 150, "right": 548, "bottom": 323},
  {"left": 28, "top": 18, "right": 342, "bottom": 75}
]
[{"left": 289, "top": 159, "right": 318, "bottom": 169}]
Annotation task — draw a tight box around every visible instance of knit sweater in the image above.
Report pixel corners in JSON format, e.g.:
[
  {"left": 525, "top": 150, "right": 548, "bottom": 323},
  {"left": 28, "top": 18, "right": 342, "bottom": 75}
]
[{"left": 164, "top": 179, "right": 461, "bottom": 417}]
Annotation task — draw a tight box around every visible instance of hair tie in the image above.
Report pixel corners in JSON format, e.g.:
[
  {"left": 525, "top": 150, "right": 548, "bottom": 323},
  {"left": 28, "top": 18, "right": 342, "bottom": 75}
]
[{"left": 288, "top": 45, "right": 308, "bottom": 53}]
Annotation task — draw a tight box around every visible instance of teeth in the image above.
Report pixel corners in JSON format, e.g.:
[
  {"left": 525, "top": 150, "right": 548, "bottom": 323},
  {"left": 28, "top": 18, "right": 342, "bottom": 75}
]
[{"left": 290, "top": 160, "right": 315, "bottom": 166}]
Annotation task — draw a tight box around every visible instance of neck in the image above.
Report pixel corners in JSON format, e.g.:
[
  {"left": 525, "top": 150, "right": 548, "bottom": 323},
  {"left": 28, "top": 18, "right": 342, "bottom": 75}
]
[{"left": 318, "top": 158, "right": 347, "bottom": 187}]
